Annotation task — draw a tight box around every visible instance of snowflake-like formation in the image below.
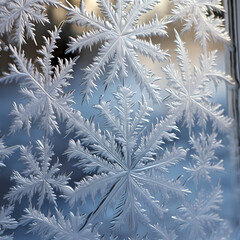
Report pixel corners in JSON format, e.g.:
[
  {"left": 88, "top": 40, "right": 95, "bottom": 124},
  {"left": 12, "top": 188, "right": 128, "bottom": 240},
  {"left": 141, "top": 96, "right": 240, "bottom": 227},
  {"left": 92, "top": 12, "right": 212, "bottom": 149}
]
[
  {"left": 0, "top": 205, "right": 17, "bottom": 240},
  {"left": 22, "top": 207, "right": 99, "bottom": 240},
  {"left": 162, "top": 31, "right": 232, "bottom": 132},
  {"left": 6, "top": 138, "right": 70, "bottom": 209},
  {"left": 0, "top": 0, "right": 60, "bottom": 46},
  {"left": 0, "top": 26, "right": 77, "bottom": 135},
  {"left": 63, "top": 86, "right": 189, "bottom": 237},
  {"left": 173, "top": 183, "right": 223, "bottom": 240},
  {"left": 184, "top": 132, "right": 224, "bottom": 184},
  {"left": 61, "top": 0, "right": 169, "bottom": 103},
  {"left": 0, "top": 137, "right": 17, "bottom": 167},
  {"left": 171, "top": 0, "right": 230, "bottom": 49}
]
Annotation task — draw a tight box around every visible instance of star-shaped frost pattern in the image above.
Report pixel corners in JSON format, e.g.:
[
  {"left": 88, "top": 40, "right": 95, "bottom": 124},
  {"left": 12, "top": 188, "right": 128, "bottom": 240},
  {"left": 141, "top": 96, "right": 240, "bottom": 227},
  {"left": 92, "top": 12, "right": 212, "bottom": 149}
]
[
  {"left": 0, "top": 0, "right": 60, "bottom": 46},
  {"left": 0, "top": 205, "right": 17, "bottom": 240},
  {"left": 63, "top": 86, "right": 189, "bottom": 237},
  {"left": 184, "top": 132, "right": 224, "bottom": 184},
  {"left": 61, "top": 0, "right": 169, "bottom": 103},
  {"left": 0, "top": 26, "right": 77, "bottom": 135},
  {"left": 21, "top": 207, "right": 99, "bottom": 240},
  {"left": 162, "top": 31, "right": 232, "bottom": 132},
  {"left": 171, "top": 0, "right": 230, "bottom": 50},
  {"left": 5, "top": 138, "right": 70, "bottom": 209},
  {"left": 173, "top": 183, "right": 223, "bottom": 240}
]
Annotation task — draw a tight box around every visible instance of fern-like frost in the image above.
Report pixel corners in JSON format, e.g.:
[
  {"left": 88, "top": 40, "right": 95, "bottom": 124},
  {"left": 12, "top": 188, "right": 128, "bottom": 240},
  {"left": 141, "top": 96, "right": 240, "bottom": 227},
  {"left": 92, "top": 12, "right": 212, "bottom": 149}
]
[
  {"left": 0, "top": 205, "right": 17, "bottom": 240},
  {"left": 21, "top": 208, "right": 99, "bottom": 240},
  {"left": 60, "top": 0, "right": 169, "bottom": 103},
  {"left": 0, "top": 0, "right": 60, "bottom": 46},
  {"left": 0, "top": 137, "right": 18, "bottom": 167},
  {"left": 63, "top": 86, "right": 189, "bottom": 237},
  {"left": 171, "top": 0, "right": 230, "bottom": 50},
  {"left": 184, "top": 132, "right": 224, "bottom": 184},
  {"left": 162, "top": 31, "right": 232, "bottom": 132},
  {"left": 0, "top": 26, "right": 77, "bottom": 135},
  {"left": 5, "top": 138, "right": 70, "bottom": 209},
  {"left": 173, "top": 183, "right": 223, "bottom": 239}
]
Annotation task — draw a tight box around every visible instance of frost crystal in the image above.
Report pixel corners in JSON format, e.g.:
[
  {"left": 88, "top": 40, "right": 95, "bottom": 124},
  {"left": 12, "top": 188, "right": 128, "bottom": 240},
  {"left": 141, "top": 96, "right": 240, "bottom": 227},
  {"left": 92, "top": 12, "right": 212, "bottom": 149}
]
[
  {"left": 0, "top": 26, "right": 77, "bottom": 135},
  {"left": 172, "top": 0, "right": 230, "bottom": 49},
  {"left": 21, "top": 208, "right": 99, "bottom": 240},
  {"left": 0, "top": 205, "right": 17, "bottom": 240},
  {"left": 64, "top": 86, "right": 189, "bottom": 236},
  {"left": 6, "top": 138, "right": 70, "bottom": 209},
  {"left": 0, "top": 137, "right": 17, "bottom": 167},
  {"left": 61, "top": 0, "right": 169, "bottom": 103},
  {"left": 173, "top": 183, "right": 223, "bottom": 240},
  {"left": 150, "top": 223, "right": 177, "bottom": 240},
  {"left": 163, "top": 31, "right": 232, "bottom": 132},
  {"left": 184, "top": 132, "right": 224, "bottom": 184},
  {"left": 0, "top": 0, "right": 60, "bottom": 46},
  {"left": 0, "top": 0, "right": 235, "bottom": 239}
]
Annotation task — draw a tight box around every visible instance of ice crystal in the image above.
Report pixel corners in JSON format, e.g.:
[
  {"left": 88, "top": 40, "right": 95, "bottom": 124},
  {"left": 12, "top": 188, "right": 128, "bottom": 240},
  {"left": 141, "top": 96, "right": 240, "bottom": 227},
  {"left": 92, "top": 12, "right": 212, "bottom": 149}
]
[
  {"left": 61, "top": 0, "right": 169, "bottom": 103},
  {"left": 0, "top": 0, "right": 60, "bottom": 46},
  {"left": 0, "top": 205, "right": 17, "bottom": 240},
  {"left": 0, "top": 137, "right": 17, "bottom": 167},
  {"left": 0, "top": 0, "right": 235, "bottom": 239},
  {"left": 0, "top": 26, "right": 77, "bottom": 135},
  {"left": 184, "top": 132, "right": 224, "bottom": 184},
  {"left": 173, "top": 183, "right": 223, "bottom": 240},
  {"left": 21, "top": 207, "right": 99, "bottom": 240},
  {"left": 63, "top": 86, "right": 189, "bottom": 236},
  {"left": 149, "top": 223, "right": 177, "bottom": 240},
  {"left": 6, "top": 138, "right": 70, "bottom": 209},
  {"left": 162, "top": 31, "right": 232, "bottom": 132},
  {"left": 171, "top": 0, "right": 230, "bottom": 50}
]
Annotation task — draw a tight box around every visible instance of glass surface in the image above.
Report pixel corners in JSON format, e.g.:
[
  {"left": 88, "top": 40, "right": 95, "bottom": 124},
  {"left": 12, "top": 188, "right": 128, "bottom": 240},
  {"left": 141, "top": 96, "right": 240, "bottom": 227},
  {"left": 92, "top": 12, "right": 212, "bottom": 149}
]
[{"left": 0, "top": 0, "right": 239, "bottom": 239}]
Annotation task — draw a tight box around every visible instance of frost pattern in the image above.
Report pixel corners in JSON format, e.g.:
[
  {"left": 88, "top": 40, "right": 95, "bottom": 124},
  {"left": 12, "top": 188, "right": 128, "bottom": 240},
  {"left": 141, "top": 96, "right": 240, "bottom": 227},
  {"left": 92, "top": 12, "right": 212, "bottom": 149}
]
[
  {"left": 172, "top": 0, "right": 230, "bottom": 50},
  {"left": 173, "top": 184, "right": 223, "bottom": 240},
  {"left": 0, "top": 0, "right": 59, "bottom": 46},
  {"left": 6, "top": 139, "right": 70, "bottom": 209},
  {"left": 61, "top": 0, "right": 168, "bottom": 103},
  {"left": 64, "top": 86, "right": 189, "bottom": 235},
  {"left": 184, "top": 132, "right": 224, "bottom": 184},
  {"left": 150, "top": 223, "right": 177, "bottom": 240},
  {"left": 0, "top": 138, "right": 17, "bottom": 167},
  {"left": 163, "top": 31, "right": 232, "bottom": 132},
  {"left": 0, "top": 205, "right": 17, "bottom": 240},
  {"left": 21, "top": 208, "right": 99, "bottom": 240},
  {"left": 0, "top": 0, "right": 234, "bottom": 239},
  {"left": 0, "top": 26, "right": 76, "bottom": 135}
]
